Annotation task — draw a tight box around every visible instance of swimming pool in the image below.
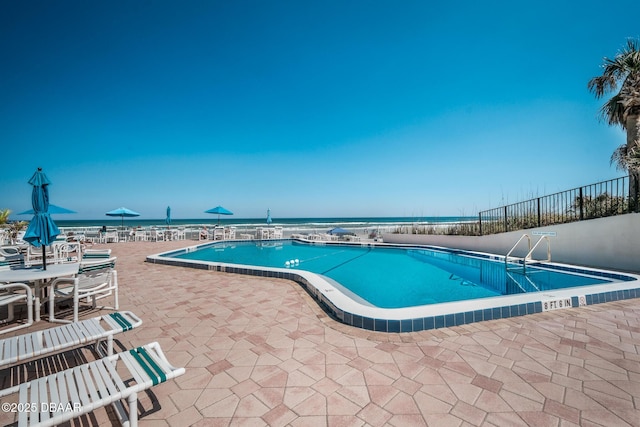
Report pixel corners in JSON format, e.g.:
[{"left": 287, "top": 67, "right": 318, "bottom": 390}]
[{"left": 148, "top": 240, "right": 640, "bottom": 332}]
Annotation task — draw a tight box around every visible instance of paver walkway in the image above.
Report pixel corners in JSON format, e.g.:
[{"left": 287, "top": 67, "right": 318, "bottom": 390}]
[{"left": 1, "top": 239, "right": 639, "bottom": 426}]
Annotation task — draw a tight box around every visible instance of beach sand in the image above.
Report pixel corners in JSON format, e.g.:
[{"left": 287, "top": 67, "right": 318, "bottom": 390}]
[{"left": 1, "top": 239, "right": 639, "bottom": 426}]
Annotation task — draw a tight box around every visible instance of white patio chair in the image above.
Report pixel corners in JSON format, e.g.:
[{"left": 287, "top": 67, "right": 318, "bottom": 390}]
[
  {"left": 107, "top": 230, "right": 120, "bottom": 243},
  {"left": 0, "top": 341, "right": 185, "bottom": 427},
  {"left": 150, "top": 229, "right": 164, "bottom": 242},
  {"left": 51, "top": 241, "right": 79, "bottom": 263},
  {"left": 0, "top": 246, "right": 23, "bottom": 270},
  {"left": 118, "top": 229, "right": 132, "bottom": 242},
  {"left": 25, "top": 244, "right": 61, "bottom": 267},
  {"left": 213, "top": 226, "right": 224, "bottom": 240},
  {"left": 82, "top": 230, "right": 97, "bottom": 242},
  {"left": 135, "top": 229, "right": 149, "bottom": 241},
  {"left": 256, "top": 227, "right": 269, "bottom": 240},
  {"left": 0, "top": 283, "right": 33, "bottom": 335},
  {"left": 176, "top": 227, "right": 186, "bottom": 240},
  {"left": 224, "top": 226, "right": 236, "bottom": 240},
  {"left": 48, "top": 257, "right": 118, "bottom": 323}
]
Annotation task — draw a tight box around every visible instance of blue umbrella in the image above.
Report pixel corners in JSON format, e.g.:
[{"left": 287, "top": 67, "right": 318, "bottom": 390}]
[
  {"left": 106, "top": 207, "right": 141, "bottom": 228},
  {"left": 205, "top": 205, "right": 233, "bottom": 225},
  {"left": 266, "top": 208, "right": 272, "bottom": 225},
  {"left": 18, "top": 204, "right": 76, "bottom": 215},
  {"left": 165, "top": 206, "right": 172, "bottom": 225},
  {"left": 328, "top": 227, "right": 352, "bottom": 236},
  {"left": 23, "top": 167, "right": 60, "bottom": 270}
]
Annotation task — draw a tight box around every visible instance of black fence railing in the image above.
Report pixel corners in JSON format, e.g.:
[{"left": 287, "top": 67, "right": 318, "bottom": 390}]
[{"left": 478, "top": 175, "right": 639, "bottom": 235}]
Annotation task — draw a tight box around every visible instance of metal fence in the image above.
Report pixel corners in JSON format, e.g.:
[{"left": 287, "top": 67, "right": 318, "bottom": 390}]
[{"left": 478, "top": 175, "right": 639, "bottom": 235}]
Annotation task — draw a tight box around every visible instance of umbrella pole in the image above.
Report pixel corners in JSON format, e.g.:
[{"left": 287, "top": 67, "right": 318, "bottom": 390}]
[{"left": 42, "top": 243, "right": 47, "bottom": 270}]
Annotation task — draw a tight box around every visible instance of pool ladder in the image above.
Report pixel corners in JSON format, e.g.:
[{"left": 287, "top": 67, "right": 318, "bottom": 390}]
[{"left": 505, "top": 233, "right": 551, "bottom": 274}]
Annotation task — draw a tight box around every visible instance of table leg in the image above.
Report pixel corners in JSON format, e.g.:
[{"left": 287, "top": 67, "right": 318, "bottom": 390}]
[{"left": 34, "top": 281, "right": 42, "bottom": 322}]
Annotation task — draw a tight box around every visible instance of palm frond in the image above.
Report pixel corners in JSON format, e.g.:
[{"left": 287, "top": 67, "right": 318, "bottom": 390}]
[
  {"left": 610, "top": 144, "right": 628, "bottom": 170},
  {"left": 610, "top": 140, "right": 640, "bottom": 173},
  {"left": 590, "top": 38, "right": 640, "bottom": 126},
  {"left": 599, "top": 94, "right": 626, "bottom": 127}
]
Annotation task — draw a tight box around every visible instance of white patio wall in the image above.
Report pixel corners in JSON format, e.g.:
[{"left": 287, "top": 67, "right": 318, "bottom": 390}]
[{"left": 383, "top": 213, "right": 640, "bottom": 273}]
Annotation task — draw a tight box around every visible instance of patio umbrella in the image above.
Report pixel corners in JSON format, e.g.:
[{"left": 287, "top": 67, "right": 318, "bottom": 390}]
[
  {"left": 328, "top": 227, "right": 352, "bottom": 236},
  {"left": 18, "top": 204, "right": 76, "bottom": 215},
  {"left": 165, "top": 206, "right": 171, "bottom": 226},
  {"left": 105, "top": 207, "right": 140, "bottom": 228},
  {"left": 266, "top": 208, "right": 272, "bottom": 225},
  {"left": 205, "top": 205, "right": 233, "bottom": 225},
  {"left": 23, "top": 167, "right": 60, "bottom": 270}
]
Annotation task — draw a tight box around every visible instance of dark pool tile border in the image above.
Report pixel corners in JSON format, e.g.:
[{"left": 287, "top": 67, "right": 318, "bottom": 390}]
[
  {"left": 147, "top": 243, "right": 640, "bottom": 333},
  {"left": 324, "top": 287, "right": 640, "bottom": 332}
]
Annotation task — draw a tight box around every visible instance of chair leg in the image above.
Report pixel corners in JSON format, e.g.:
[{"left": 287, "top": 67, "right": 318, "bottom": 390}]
[
  {"left": 114, "top": 270, "right": 119, "bottom": 310},
  {"left": 49, "top": 291, "right": 56, "bottom": 322},
  {"left": 128, "top": 391, "right": 139, "bottom": 427},
  {"left": 74, "top": 294, "right": 79, "bottom": 323}
]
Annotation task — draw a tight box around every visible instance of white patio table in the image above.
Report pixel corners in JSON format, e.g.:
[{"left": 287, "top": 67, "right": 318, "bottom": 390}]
[{"left": 0, "top": 263, "right": 80, "bottom": 322}]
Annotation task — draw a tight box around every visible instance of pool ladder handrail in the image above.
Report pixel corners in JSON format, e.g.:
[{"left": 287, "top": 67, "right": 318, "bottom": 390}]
[
  {"left": 505, "top": 233, "right": 551, "bottom": 274},
  {"left": 506, "top": 271, "right": 541, "bottom": 293}
]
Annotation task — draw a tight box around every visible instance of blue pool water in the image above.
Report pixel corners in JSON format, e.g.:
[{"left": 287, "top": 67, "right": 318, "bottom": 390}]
[{"left": 173, "top": 241, "right": 611, "bottom": 309}]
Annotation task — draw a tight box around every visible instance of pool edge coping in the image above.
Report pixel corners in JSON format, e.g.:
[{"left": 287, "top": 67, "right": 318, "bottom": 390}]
[{"left": 146, "top": 239, "right": 640, "bottom": 333}]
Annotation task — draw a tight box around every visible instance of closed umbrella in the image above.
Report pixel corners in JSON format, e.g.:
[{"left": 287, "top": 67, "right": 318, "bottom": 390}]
[
  {"left": 105, "top": 207, "right": 140, "bottom": 228},
  {"left": 23, "top": 167, "right": 60, "bottom": 270},
  {"left": 205, "top": 205, "right": 233, "bottom": 225},
  {"left": 165, "top": 206, "right": 172, "bottom": 226},
  {"left": 266, "top": 208, "right": 272, "bottom": 225}
]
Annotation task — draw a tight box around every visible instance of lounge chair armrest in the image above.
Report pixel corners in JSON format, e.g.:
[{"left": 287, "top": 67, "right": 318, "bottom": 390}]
[
  {"left": 117, "top": 310, "right": 143, "bottom": 329},
  {"left": 0, "top": 282, "right": 33, "bottom": 300},
  {"left": 49, "top": 276, "right": 79, "bottom": 291}
]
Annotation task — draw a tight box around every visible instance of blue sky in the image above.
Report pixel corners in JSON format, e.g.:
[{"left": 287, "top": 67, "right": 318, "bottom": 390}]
[{"left": 1, "top": 1, "right": 638, "bottom": 220}]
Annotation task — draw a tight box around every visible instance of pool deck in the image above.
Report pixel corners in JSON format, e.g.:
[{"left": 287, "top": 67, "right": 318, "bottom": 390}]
[{"left": 2, "top": 239, "right": 639, "bottom": 426}]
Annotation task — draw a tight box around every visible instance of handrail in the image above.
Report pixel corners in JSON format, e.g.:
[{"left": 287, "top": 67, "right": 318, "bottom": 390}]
[
  {"left": 505, "top": 233, "right": 551, "bottom": 275},
  {"left": 525, "top": 235, "right": 551, "bottom": 263},
  {"left": 505, "top": 234, "right": 530, "bottom": 268}
]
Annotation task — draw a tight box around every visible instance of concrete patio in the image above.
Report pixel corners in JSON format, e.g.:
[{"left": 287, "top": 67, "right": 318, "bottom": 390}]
[{"left": 1, "top": 239, "right": 639, "bottom": 426}]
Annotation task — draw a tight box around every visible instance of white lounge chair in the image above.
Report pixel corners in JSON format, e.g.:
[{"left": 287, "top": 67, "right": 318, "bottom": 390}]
[
  {"left": 0, "top": 341, "right": 185, "bottom": 427},
  {"left": 0, "top": 311, "right": 142, "bottom": 367},
  {"left": 48, "top": 257, "right": 119, "bottom": 323},
  {"left": 0, "top": 283, "right": 33, "bottom": 335}
]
